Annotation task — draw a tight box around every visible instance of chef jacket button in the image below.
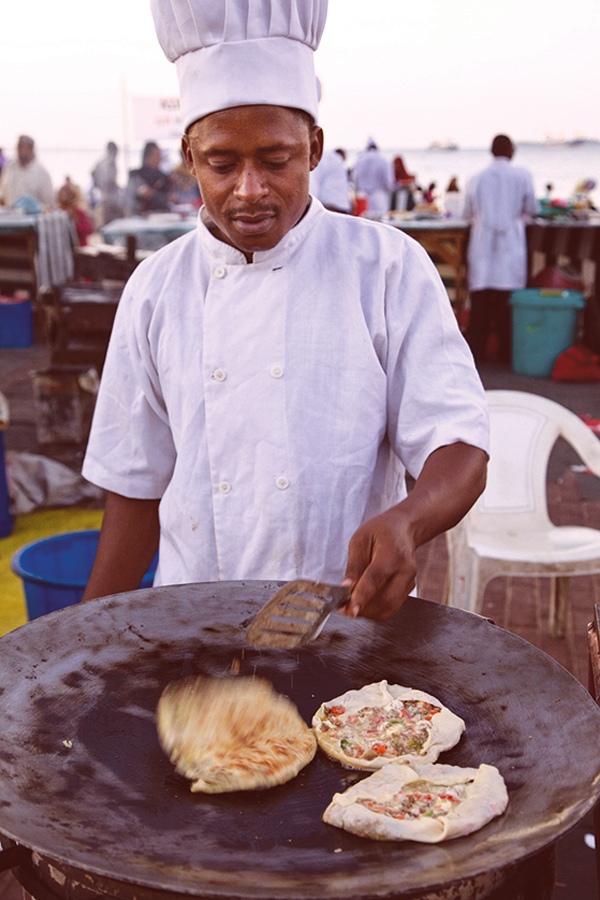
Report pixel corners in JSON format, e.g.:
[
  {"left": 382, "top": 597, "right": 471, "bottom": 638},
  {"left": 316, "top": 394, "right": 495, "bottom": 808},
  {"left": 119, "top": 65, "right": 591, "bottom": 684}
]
[
  {"left": 212, "top": 368, "right": 227, "bottom": 382},
  {"left": 276, "top": 476, "right": 289, "bottom": 490},
  {"left": 218, "top": 481, "right": 231, "bottom": 494},
  {"left": 270, "top": 364, "right": 284, "bottom": 379},
  {"left": 214, "top": 266, "right": 227, "bottom": 279}
]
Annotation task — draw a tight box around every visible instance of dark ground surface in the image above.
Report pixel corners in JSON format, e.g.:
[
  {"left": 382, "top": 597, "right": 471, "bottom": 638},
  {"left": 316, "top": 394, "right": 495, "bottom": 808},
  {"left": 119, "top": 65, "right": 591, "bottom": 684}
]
[{"left": 0, "top": 342, "right": 599, "bottom": 899}]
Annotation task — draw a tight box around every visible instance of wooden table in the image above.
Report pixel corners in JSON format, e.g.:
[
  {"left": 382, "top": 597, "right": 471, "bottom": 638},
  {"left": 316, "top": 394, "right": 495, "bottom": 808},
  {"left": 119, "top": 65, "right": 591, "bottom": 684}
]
[{"left": 74, "top": 243, "right": 152, "bottom": 284}]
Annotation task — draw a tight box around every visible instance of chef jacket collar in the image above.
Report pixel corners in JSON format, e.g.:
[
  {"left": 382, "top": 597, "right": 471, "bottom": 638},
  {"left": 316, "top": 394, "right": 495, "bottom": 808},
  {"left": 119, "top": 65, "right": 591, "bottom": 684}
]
[{"left": 196, "top": 196, "right": 324, "bottom": 265}]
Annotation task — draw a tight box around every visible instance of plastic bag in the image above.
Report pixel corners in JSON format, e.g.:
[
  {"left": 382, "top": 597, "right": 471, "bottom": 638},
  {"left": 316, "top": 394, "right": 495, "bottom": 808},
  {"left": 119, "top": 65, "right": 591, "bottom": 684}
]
[
  {"left": 551, "top": 344, "right": 600, "bottom": 382},
  {"left": 5, "top": 451, "right": 104, "bottom": 515}
]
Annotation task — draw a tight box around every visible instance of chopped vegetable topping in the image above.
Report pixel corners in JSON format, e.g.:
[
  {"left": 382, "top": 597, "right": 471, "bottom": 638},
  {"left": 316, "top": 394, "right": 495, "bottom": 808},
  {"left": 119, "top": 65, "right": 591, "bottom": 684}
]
[
  {"left": 358, "top": 780, "right": 465, "bottom": 820},
  {"left": 321, "top": 700, "right": 441, "bottom": 759}
]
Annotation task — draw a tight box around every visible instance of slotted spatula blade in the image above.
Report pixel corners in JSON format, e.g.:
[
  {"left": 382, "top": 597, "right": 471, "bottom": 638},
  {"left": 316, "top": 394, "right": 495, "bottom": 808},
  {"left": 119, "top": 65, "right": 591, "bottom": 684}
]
[{"left": 246, "top": 580, "right": 351, "bottom": 649}]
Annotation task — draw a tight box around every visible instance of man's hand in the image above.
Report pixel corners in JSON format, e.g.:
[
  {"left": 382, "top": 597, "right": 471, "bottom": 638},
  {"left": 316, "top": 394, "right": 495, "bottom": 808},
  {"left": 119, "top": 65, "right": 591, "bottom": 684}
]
[
  {"left": 342, "top": 506, "right": 418, "bottom": 620},
  {"left": 342, "top": 442, "right": 488, "bottom": 621}
]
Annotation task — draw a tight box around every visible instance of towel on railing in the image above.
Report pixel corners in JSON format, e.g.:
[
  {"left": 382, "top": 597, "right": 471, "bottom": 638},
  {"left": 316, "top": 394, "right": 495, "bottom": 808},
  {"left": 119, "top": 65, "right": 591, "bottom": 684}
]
[{"left": 35, "top": 211, "right": 75, "bottom": 291}]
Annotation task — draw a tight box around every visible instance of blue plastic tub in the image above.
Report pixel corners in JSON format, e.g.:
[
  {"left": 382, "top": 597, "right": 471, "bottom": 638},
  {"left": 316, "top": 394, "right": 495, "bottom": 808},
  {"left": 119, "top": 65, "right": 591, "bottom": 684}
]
[
  {"left": 510, "top": 288, "right": 585, "bottom": 377},
  {"left": 0, "top": 297, "right": 33, "bottom": 348},
  {"left": 11, "top": 530, "right": 158, "bottom": 620}
]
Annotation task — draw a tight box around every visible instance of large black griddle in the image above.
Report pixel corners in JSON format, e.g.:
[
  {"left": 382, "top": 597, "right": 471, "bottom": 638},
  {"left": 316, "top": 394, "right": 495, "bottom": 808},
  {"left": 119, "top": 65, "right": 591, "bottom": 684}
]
[{"left": 0, "top": 582, "right": 598, "bottom": 899}]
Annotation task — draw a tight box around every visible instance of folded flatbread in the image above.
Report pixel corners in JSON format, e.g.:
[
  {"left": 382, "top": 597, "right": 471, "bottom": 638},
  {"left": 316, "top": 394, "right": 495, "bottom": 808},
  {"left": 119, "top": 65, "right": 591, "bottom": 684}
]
[
  {"left": 157, "top": 675, "right": 317, "bottom": 793},
  {"left": 323, "top": 761, "right": 509, "bottom": 842},
  {"left": 312, "top": 680, "right": 465, "bottom": 770}
]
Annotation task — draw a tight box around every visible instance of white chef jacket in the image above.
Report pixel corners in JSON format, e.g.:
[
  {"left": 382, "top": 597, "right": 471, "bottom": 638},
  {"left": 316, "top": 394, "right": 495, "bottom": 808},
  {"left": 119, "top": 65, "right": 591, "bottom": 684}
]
[
  {"left": 464, "top": 158, "right": 538, "bottom": 292},
  {"left": 83, "top": 198, "right": 489, "bottom": 588}
]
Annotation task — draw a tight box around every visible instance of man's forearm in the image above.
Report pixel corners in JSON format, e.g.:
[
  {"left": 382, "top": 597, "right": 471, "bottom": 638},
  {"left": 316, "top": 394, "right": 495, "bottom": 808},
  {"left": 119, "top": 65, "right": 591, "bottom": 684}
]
[
  {"left": 81, "top": 492, "right": 161, "bottom": 602},
  {"left": 400, "top": 441, "right": 488, "bottom": 548}
]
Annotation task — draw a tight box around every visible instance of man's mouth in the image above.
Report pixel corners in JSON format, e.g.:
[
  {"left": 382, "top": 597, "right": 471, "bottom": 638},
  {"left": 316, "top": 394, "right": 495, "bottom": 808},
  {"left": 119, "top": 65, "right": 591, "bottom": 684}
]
[{"left": 230, "top": 209, "right": 277, "bottom": 235}]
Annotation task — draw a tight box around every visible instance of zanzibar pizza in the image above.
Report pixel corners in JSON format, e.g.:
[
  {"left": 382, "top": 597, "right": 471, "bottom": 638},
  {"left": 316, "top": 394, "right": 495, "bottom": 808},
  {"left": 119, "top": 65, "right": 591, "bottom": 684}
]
[
  {"left": 156, "top": 675, "right": 317, "bottom": 793},
  {"left": 322, "top": 761, "right": 509, "bottom": 842},
  {"left": 312, "top": 680, "right": 465, "bottom": 770}
]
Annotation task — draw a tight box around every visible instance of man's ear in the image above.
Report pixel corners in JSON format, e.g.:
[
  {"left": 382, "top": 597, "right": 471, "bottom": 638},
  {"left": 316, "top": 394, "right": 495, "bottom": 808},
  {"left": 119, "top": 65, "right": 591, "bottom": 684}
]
[
  {"left": 309, "top": 126, "right": 324, "bottom": 171},
  {"left": 181, "top": 134, "right": 196, "bottom": 175}
]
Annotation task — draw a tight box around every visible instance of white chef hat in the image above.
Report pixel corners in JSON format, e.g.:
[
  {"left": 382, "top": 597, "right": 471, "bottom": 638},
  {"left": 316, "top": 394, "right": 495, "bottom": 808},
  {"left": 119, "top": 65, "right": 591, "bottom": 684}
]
[{"left": 150, "top": 0, "right": 328, "bottom": 132}]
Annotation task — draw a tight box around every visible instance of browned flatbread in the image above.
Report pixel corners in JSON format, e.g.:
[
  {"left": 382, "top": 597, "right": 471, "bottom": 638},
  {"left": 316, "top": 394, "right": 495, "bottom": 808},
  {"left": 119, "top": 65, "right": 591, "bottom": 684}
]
[
  {"left": 323, "top": 761, "right": 509, "bottom": 842},
  {"left": 312, "top": 680, "right": 465, "bottom": 770},
  {"left": 156, "top": 675, "right": 317, "bottom": 793}
]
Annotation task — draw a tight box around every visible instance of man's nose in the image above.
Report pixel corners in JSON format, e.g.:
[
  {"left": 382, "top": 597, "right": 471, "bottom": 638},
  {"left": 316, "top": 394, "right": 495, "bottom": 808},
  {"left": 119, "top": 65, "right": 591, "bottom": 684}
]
[{"left": 234, "top": 164, "right": 268, "bottom": 201}]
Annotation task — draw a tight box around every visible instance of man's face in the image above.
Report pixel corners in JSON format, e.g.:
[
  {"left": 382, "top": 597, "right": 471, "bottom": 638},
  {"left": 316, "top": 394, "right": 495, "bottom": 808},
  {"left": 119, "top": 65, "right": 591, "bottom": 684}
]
[
  {"left": 17, "top": 139, "right": 34, "bottom": 166},
  {"left": 182, "top": 105, "right": 323, "bottom": 257},
  {"left": 145, "top": 146, "right": 162, "bottom": 169}
]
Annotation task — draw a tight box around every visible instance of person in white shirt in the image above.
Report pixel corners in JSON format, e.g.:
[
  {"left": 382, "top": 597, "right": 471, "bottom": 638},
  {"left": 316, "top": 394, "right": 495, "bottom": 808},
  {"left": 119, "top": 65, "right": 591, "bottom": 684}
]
[
  {"left": 351, "top": 140, "right": 394, "bottom": 215},
  {"left": 309, "top": 148, "right": 351, "bottom": 213},
  {"left": 81, "top": 0, "right": 489, "bottom": 622},
  {"left": 463, "top": 135, "right": 538, "bottom": 364},
  {"left": 90, "top": 141, "right": 124, "bottom": 227},
  {"left": 0, "top": 135, "right": 54, "bottom": 210}
]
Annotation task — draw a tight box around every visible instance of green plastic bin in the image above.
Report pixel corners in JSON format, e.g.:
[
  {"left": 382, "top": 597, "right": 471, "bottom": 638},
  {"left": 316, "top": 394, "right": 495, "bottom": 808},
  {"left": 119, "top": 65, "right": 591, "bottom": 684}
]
[{"left": 510, "top": 289, "right": 585, "bottom": 377}]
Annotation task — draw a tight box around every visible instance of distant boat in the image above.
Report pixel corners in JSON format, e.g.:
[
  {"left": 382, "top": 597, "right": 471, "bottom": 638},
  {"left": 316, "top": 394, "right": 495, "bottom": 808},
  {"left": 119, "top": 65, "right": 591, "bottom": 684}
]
[
  {"left": 542, "top": 134, "right": 588, "bottom": 148},
  {"left": 543, "top": 135, "right": 565, "bottom": 147},
  {"left": 428, "top": 140, "right": 459, "bottom": 151}
]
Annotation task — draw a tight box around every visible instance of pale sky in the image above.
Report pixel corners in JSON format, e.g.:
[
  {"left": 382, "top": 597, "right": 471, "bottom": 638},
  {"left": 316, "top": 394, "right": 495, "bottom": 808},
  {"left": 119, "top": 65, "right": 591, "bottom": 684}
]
[{"left": 1, "top": 0, "right": 598, "bottom": 153}]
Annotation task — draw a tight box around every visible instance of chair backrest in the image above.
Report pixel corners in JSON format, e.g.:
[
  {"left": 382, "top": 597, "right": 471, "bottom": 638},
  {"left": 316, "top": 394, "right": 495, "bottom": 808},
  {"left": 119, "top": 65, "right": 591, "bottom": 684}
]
[{"left": 468, "top": 390, "right": 600, "bottom": 535}]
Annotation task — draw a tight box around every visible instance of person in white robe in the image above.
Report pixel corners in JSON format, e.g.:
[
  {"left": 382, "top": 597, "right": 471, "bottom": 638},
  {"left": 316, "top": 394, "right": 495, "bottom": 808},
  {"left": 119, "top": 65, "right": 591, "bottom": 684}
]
[
  {"left": 309, "top": 148, "right": 351, "bottom": 213},
  {"left": 463, "top": 135, "right": 538, "bottom": 364},
  {"left": 351, "top": 140, "right": 394, "bottom": 215},
  {"left": 81, "top": 0, "right": 489, "bottom": 622},
  {"left": 0, "top": 135, "right": 54, "bottom": 211}
]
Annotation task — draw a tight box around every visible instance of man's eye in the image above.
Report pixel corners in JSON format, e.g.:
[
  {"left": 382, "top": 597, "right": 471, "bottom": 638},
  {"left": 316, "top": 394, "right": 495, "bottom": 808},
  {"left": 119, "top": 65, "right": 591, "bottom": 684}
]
[
  {"left": 264, "top": 159, "right": 289, "bottom": 170},
  {"left": 208, "top": 160, "right": 235, "bottom": 173}
]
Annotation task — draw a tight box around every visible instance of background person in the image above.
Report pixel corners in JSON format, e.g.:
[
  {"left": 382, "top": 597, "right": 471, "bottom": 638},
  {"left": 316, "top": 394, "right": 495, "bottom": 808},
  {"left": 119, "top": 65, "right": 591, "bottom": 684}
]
[
  {"left": 0, "top": 135, "right": 54, "bottom": 210},
  {"left": 90, "top": 141, "right": 124, "bottom": 227},
  {"left": 81, "top": 0, "right": 489, "bottom": 622},
  {"left": 125, "top": 141, "right": 173, "bottom": 216},
  {"left": 463, "top": 133, "right": 538, "bottom": 365},
  {"left": 391, "top": 155, "right": 415, "bottom": 212},
  {"left": 351, "top": 139, "right": 394, "bottom": 215},
  {"left": 309, "top": 147, "right": 351, "bottom": 213},
  {"left": 443, "top": 176, "right": 463, "bottom": 218},
  {"left": 56, "top": 177, "right": 95, "bottom": 246},
  {"left": 169, "top": 148, "right": 202, "bottom": 211}
]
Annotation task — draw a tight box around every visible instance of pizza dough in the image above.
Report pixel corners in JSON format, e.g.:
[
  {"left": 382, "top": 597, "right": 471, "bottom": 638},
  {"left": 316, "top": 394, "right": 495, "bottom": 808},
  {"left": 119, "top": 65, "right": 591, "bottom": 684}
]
[
  {"left": 312, "top": 680, "right": 465, "bottom": 770},
  {"left": 156, "top": 675, "right": 317, "bottom": 793},
  {"left": 323, "top": 761, "right": 509, "bottom": 842}
]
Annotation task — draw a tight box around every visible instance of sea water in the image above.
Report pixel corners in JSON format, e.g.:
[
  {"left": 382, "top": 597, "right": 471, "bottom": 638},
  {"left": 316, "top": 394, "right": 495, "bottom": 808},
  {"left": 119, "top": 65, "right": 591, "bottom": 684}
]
[{"left": 34, "top": 140, "right": 600, "bottom": 209}]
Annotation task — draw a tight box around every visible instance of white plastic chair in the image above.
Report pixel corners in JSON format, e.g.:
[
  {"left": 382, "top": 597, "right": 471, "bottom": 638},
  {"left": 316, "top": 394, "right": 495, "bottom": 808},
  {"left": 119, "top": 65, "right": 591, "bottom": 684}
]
[{"left": 445, "top": 390, "right": 600, "bottom": 637}]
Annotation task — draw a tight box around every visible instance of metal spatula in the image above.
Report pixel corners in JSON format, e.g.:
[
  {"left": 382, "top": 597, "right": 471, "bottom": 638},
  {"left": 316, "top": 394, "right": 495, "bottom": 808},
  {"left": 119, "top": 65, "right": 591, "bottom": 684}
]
[{"left": 246, "top": 580, "right": 351, "bottom": 649}]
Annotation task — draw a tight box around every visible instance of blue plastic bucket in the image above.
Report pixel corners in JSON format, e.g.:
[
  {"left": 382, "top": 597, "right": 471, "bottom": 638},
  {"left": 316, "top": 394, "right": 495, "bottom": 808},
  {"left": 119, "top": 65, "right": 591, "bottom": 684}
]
[
  {"left": 11, "top": 530, "right": 157, "bottom": 620},
  {"left": 510, "top": 288, "right": 585, "bottom": 377}
]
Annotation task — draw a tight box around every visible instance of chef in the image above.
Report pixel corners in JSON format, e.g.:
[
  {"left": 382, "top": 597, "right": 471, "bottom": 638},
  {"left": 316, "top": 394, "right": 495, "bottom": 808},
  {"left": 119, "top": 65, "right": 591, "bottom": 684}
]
[
  {"left": 81, "top": 0, "right": 489, "bottom": 620},
  {"left": 463, "top": 134, "right": 538, "bottom": 364},
  {"left": 351, "top": 139, "right": 395, "bottom": 214}
]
